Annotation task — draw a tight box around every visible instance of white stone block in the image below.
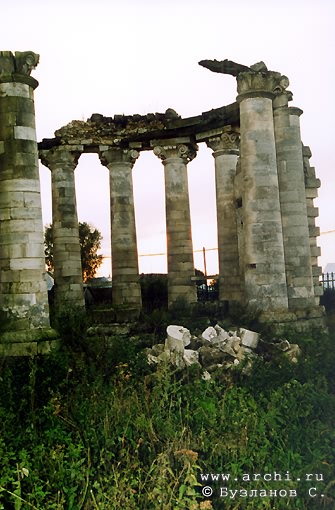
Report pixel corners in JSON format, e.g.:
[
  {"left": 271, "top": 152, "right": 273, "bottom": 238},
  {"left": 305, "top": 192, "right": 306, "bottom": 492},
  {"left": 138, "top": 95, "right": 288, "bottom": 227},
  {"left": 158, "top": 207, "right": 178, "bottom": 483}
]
[
  {"left": 202, "top": 326, "right": 217, "bottom": 342},
  {"left": 1, "top": 179, "right": 40, "bottom": 193},
  {"left": 219, "top": 337, "right": 238, "bottom": 357},
  {"left": 165, "top": 325, "right": 191, "bottom": 353},
  {"left": 183, "top": 349, "right": 200, "bottom": 367},
  {"left": 10, "top": 257, "right": 43, "bottom": 271},
  {"left": 214, "top": 324, "right": 229, "bottom": 342},
  {"left": 239, "top": 328, "right": 259, "bottom": 349},
  {"left": 14, "top": 126, "right": 37, "bottom": 141},
  {"left": 0, "top": 82, "right": 30, "bottom": 98}
]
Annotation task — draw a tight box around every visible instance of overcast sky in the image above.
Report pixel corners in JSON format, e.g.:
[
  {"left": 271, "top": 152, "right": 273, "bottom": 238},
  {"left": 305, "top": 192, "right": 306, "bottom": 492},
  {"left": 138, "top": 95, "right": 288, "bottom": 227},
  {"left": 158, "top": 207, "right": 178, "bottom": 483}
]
[{"left": 2, "top": 0, "right": 335, "bottom": 275}]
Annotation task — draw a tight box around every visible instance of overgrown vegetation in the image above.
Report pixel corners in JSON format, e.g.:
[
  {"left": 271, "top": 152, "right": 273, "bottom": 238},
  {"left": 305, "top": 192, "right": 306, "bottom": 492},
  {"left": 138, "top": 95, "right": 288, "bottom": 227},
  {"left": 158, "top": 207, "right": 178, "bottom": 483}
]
[{"left": 0, "top": 309, "right": 334, "bottom": 509}]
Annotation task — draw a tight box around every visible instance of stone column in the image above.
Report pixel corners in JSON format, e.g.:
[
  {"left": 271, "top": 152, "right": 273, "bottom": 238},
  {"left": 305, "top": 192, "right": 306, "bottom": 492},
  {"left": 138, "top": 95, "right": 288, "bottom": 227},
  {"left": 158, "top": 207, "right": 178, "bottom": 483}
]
[
  {"left": 152, "top": 140, "right": 197, "bottom": 307},
  {"left": 99, "top": 148, "right": 142, "bottom": 312},
  {"left": 0, "top": 51, "right": 56, "bottom": 354},
  {"left": 236, "top": 70, "right": 289, "bottom": 313},
  {"left": 273, "top": 93, "right": 315, "bottom": 309},
  {"left": 303, "top": 145, "right": 323, "bottom": 304},
  {"left": 206, "top": 127, "right": 243, "bottom": 308},
  {"left": 40, "top": 147, "right": 85, "bottom": 309}
]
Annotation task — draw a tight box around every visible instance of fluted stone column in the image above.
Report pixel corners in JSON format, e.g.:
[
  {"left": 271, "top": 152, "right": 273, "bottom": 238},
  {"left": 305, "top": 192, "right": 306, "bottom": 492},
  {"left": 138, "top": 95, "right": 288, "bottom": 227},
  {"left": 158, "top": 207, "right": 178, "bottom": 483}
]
[
  {"left": 40, "top": 147, "right": 84, "bottom": 309},
  {"left": 206, "top": 127, "right": 243, "bottom": 308},
  {"left": 0, "top": 51, "right": 56, "bottom": 354},
  {"left": 236, "top": 71, "right": 289, "bottom": 312},
  {"left": 273, "top": 93, "right": 315, "bottom": 310},
  {"left": 99, "top": 148, "right": 142, "bottom": 311},
  {"left": 153, "top": 141, "right": 197, "bottom": 306}
]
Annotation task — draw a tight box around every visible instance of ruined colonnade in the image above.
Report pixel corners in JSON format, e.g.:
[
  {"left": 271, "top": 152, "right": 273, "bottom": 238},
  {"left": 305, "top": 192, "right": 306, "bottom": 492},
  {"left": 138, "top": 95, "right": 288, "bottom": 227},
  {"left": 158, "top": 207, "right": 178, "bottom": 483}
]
[{"left": 0, "top": 52, "right": 324, "bottom": 354}]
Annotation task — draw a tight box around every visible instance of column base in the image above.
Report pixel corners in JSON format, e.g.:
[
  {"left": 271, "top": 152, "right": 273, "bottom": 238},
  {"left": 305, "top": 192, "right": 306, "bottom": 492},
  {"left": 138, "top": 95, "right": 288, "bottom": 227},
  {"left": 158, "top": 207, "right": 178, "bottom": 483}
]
[
  {"left": 258, "top": 306, "right": 327, "bottom": 335},
  {"left": 89, "top": 305, "right": 141, "bottom": 324},
  {"left": 0, "top": 327, "right": 60, "bottom": 356},
  {"left": 112, "top": 282, "right": 142, "bottom": 310},
  {"left": 168, "top": 280, "right": 197, "bottom": 308}
]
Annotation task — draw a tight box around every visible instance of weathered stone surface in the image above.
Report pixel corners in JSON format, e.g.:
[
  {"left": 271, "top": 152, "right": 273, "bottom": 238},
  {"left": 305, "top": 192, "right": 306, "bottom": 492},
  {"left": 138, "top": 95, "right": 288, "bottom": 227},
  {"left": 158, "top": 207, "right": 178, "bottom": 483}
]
[
  {"left": 199, "top": 59, "right": 252, "bottom": 77},
  {"left": 238, "top": 80, "right": 289, "bottom": 312},
  {"left": 207, "top": 128, "right": 243, "bottom": 304},
  {"left": 99, "top": 148, "right": 142, "bottom": 310},
  {"left": 147, "top": 323, "right": 307, "bottom": 374},
  {"left": 153, "top": 141, "right": 197, "bottom": 306},
  {"left": 220, "top": 336, "right": 241, "bottom": 357},
  {"left": 0, "top": 53, "right": 325, "bottom": 353},
  {"left": 166, "top": 325, "right": 191, "bottom": 353},
  {"left": 39, "top": 147, "right": 84, "bottom": 308},
  {"left": 239, "top": 328, "right": 259, "bottom": 349},
  {"left": 198, "top": 345, "right": 230, "bottom": 366},
  {"left": 273, "top": 95, "right": 315, "bottom": 310},
  {"left": 0, "top": 52, "right": 54, "bottom": 349},
  {"left": 201, "top": 326, "right": 217, "bottom": 343},
  {"left": 183, "top": 349, "right": 200, "bottom": 367}
]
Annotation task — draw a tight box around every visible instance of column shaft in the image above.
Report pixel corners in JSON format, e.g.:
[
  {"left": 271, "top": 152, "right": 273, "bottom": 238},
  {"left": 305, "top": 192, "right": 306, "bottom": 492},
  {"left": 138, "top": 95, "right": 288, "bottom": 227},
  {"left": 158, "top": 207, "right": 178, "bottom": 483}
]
[
  {"left": 153, "top": 143, "right": 197, "bottom": 306},
  {"left": 0, "top": 52, "right": 51, "bottom": 345},
  {"left": 303, "top": 145, "right": 323, "bottom": 304},
  {"left": 40, "top": 147, "right": 84, "bottom": 308},
  {"left": 273, "top": 95, "right": 315, "bottom": 309},
  {"left": 100, "top": 149, "right": 142, "bottom": 310},
  {"left": 206, "top": 129, "right": 243, "bottom": 306},
  {"left": 237, "top": 72, "right": 288, "bottom": 312}
]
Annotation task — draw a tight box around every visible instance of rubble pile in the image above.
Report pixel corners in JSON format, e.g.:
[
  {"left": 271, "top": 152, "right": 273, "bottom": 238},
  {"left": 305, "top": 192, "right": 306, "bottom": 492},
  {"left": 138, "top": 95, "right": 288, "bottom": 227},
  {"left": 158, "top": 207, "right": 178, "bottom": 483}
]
[{"left": 145, "top": 324, "right": 301, "bottom": 377}]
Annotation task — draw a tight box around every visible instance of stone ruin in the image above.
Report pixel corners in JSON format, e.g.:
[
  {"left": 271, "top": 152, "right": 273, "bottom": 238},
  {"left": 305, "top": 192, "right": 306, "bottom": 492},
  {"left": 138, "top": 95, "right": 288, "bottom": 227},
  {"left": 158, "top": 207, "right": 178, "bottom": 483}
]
[
  {"left": 0, "top": 53, "right": 324, "bottom": 355},
  {"left": 145, "top": 324, "right": 301, "bottom": 375}
]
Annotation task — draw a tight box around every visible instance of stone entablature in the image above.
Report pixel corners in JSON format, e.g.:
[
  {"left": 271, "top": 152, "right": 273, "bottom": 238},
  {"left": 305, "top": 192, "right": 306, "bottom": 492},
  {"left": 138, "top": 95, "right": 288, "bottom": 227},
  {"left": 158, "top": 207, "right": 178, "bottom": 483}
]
[
  {"left": 0, "top": 52, "right": 325, "bottom": 354},
  {"left": 39, "top": 103, "right": 240, "bottom": 152}
]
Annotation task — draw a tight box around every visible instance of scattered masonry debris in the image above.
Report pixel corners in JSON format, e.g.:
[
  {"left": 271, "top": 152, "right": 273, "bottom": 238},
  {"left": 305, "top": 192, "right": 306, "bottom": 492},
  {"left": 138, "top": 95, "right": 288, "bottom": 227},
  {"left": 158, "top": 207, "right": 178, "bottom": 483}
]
[{"left": 145, "top": 324, "right": 301, "bottom": 377}]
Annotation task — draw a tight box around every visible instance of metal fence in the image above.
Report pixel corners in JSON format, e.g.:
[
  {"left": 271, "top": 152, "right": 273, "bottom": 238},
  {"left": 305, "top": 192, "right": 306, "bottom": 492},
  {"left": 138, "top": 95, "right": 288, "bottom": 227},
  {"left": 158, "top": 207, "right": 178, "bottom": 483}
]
[
  {"left": 321, "top": 272, "right": 335, "bottom": 289},
  {"left": 193, "top": 276, "right": 219, "bottom": 302}
]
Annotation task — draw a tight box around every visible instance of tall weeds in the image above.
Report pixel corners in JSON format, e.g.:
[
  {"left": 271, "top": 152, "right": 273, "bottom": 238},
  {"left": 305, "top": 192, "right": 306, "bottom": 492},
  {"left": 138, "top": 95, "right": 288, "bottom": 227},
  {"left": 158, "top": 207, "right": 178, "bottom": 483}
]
[{"left": 0, "top": 314, "right": 334, "bottom": 509}]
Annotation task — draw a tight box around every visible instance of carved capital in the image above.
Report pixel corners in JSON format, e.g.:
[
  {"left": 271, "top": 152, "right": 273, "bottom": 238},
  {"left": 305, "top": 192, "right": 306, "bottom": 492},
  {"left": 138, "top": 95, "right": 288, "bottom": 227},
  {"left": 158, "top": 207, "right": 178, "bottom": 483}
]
[
  {"left": 153, "top": 143, "right": 197, "bottom": 163},
  {"left": 39, "top": 147, "right": 81, "bottom": 171},
  {"left": 99, "top": 148, "right": 139, "bottom": 167},
  {"left": 237, "top": 71, "right": 289, "bottom": 100},
  {"left": 15, "top": 52, "right": 39, "bottom": 75},
  {"left": 0, "top": 51, "right": 39, "bottom": 77},
  {"left": 206, "top": 127, "right": 240, "bottom": 153}
]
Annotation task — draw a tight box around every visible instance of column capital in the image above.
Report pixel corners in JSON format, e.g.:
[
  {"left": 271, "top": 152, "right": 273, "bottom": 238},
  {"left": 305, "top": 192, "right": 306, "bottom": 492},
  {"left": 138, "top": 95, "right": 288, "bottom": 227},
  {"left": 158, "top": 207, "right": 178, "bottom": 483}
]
[
  {"left": 99, "top": 147, "right": 139, "bottom": 167},
  {"left": 288, "top": 106, "right": 303, "bottom": 117},
  {"left": 39, "top": 146, "right": 82, "bottom": 171},
  {"left": 237, "top": 71, "right": 289, "bottom": 101},
  {"left": 153, "top": 143, "right": 197, "bottom": 163},
  {"left": 273, "top": 90, "right": 293, "bottom": 109},
  {"left": 206, "top": 127, "right": 240, "bottom": 154},
  {"left": 0, "top": 51, "right": 39, "bottom": 88}
]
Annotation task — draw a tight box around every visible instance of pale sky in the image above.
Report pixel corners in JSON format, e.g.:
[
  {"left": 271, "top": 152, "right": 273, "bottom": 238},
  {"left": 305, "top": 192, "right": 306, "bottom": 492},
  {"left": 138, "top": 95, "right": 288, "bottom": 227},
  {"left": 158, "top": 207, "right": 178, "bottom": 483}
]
[{"left": 2, "top": 0, "right": 335, "bottom": 275}]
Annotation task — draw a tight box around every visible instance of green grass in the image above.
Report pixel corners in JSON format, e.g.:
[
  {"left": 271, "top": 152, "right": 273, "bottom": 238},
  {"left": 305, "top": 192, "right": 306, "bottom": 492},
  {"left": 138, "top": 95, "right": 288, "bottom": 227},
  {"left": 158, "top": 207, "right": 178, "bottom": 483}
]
[{"left": 0, "top": 313, "right": 334, "bottom": 509}]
